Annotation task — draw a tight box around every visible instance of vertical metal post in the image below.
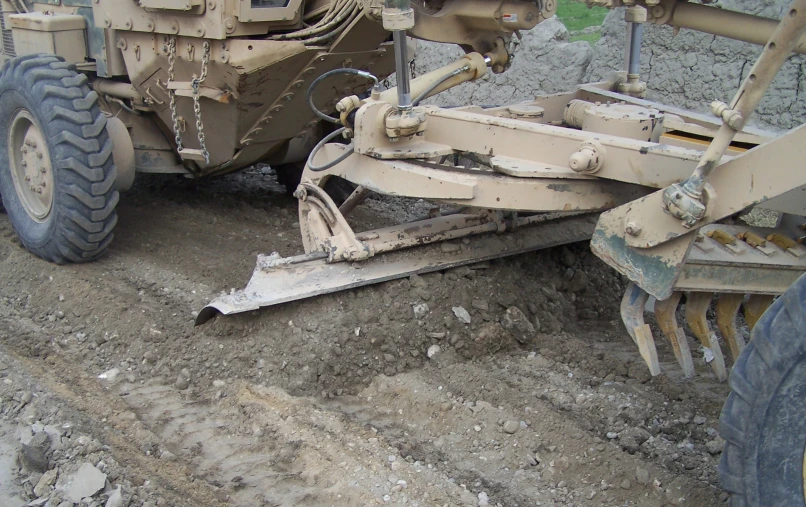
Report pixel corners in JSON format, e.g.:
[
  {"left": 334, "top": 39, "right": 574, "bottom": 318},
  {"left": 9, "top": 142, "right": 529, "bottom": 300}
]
[
  {"left": 628, "top": 22, "right": 643, "bottom": 76},
  {"left": 393, "top": 30, "right": 412, "bottom": 111}
]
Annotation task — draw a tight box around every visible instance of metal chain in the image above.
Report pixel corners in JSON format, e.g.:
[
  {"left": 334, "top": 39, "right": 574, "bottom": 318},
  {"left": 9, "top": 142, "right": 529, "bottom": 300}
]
[
  {"left": 191, "top": 41, "right": 211, "bottom": 164},
  {"left": 167, "top": 38, "right": 183, "bottom": 151}
]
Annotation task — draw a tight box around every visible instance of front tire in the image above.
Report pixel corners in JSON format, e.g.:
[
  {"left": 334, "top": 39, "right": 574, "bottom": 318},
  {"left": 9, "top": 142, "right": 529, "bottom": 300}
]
[
  {"left": 719, "top": 273, "right": 806, "bottom": 506},
  {"left": 0, "top": 54, "right": 118, "bottom": 263}
]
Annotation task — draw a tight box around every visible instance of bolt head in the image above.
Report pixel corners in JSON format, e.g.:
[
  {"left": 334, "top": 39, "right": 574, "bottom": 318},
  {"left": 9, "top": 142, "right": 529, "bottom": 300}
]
[
  {"left": 40, "top": 167, "right": 46, "bottom": 174},
  {"left": 21, "top": 146, "right": 27, "bottom": 153},
  {"left": 37, "top": 152, "right": 43, "bottom": 159},
  {"left": 36, "top": 187, "right": 42, "bottom": 194},
  {"left": 24, "top": 176, "right": 30, "bottom": 181},
  {"left": 21, "top": 160, "right": 27, "bottom": 167},
  {"left": 30, "top": 141, "right": 36, "bottom": 149},
  {"left": 625, "top": 222, "right": 642, "bottom": 237}
]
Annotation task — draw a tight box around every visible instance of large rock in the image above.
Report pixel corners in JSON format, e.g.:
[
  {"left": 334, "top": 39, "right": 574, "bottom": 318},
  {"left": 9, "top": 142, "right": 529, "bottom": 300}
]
[
  {"left": 586, "top": 1, "right": 805, "bottom": 131},
  {"left": 66, "top": 463, "right": 107, "bottom": 503},
  {"left": 413, "top": 17, "right": 594, "bottom": 106}
]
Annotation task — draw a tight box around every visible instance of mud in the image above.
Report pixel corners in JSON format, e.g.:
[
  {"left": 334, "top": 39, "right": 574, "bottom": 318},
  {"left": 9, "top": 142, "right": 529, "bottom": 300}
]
[{"left": 0, "top": 169, "right": 734, "bottom": 506}]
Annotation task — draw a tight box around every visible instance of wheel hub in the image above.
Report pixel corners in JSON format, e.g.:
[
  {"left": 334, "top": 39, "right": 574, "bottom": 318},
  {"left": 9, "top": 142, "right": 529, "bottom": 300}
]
[{"left": 9, "top": 109, "right": 53, "bottom": 222}]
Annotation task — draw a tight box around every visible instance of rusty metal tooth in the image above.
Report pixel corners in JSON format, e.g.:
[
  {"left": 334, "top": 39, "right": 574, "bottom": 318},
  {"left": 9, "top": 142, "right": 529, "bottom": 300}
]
[
  {"left": 684, "top": 292, "right": 728, "bottom": 382},
  {"left": 620, "top": 282, "right": 660, "bottom": 377},
  {"left": 653, "top": 291, "right": 695, "bottom": 378},
  {"left": 715, "top": 293, "right": 746, "bottom": 360},
  {"left": 744, "top": 294, "right": 775, "bottom": 330}
]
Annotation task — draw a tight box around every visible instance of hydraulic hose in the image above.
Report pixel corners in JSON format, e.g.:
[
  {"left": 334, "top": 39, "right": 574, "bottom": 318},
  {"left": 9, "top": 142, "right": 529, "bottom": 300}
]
[
  {"left": 411, "top": 65, "right": 471, "bottom": 106},
  {"left": 306, "top": 68, "right": 379, "bottom": 124},
  {"left": 306, "top": 127, "right": 355, "bottom": 172}
]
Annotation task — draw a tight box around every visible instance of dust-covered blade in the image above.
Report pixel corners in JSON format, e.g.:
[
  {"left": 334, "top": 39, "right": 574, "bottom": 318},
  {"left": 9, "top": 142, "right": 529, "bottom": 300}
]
[{"left": 196, "top": 215, "right": 596, "bottom": 324}]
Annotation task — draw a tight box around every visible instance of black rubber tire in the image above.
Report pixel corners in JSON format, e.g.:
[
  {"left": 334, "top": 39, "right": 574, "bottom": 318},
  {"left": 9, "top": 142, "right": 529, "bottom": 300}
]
[
  {"left": 719, "top": 272, "right": 806, "bottom": 506},
  {"left": 0, "top": 54, "right": 118, "bottom": 263}
]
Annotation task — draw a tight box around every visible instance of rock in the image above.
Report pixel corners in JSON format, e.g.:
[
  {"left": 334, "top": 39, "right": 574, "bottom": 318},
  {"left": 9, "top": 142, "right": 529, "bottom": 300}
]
[
  {"left": 33, "top": 469, "right": 58, "bottom": 497},
  {"left": 412, "top": 303, "right": 430, "bottom": 319},
  {"left": 693, "top": 415, "right": 707, "bottom": 425},
  {"left": 619, "top": 427, "right": 651, "bottom": 454},
  {"left": 500, "top": 306, "right": 535, "bottom": 344},
  {"left": 426, "top": 345, "right": 441, "bottom": 358},
  {"left": 478, "top": 491, "right": 490, "bottom": 506},
  {"left": 620, "top": 479, "right": 631, "bottom": 490},
  {"left": 635, "top": 467, "right": 650, "bottom": 485},
  {"left": 706, "top": 437, "right": 725, "bottom": 455},
  {"left": 409, "top": 274, "right": 427, "bottom": 288},
  {"left": 105, "top": 486, "right": 124, "bottom": 507},
  {"left": 606, "top": 432, "right": 618, "bottom": 439},
  {"left": 502, "top": 420, "right": 520, "bottom": 434},
  {"left": 66, "top": 463, "right": 107, "bottom": 503},
  {"left": 567, "top": 270, "right": 588, "bottom": 293},
  {"left": 440, "top": 242, "right": 461, "bottom": 253},
  {"left": 175, "top": 374, "right": 190, "bottom": 390},
  {"left": 98, "top": 368, "right": 120, "bottom": 381},
  {"left": 627, "top": 365, "right": 652, "bottom": 383},
  {"left": 452, "top": 306, "right": 471, "bottom": 324},
  {"left": 160, "top": 450, "right": 177, "bottom": 461},
  {"left": 19, "top": 433, "right": 50, "bottom": 473},
  {"left": 212, "top": 379, "right": 226, "bottom": 388},
  {"left": 526, "top": 455, "right": 538, "bottom": 466},
  {"left": 559, "top": 246, "right": 577, "bottom": 268},
  {"left": 471, "top": 299, "right": 489, "bottom": 311}
]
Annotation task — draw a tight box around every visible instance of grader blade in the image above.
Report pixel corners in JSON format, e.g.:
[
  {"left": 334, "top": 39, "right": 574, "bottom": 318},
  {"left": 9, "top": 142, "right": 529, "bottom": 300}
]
[{"left": 196, "top": 214, "right": 596, "bottom": 324}]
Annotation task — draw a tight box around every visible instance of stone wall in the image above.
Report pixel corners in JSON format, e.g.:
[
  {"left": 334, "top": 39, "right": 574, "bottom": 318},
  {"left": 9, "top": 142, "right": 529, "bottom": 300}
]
[
  {"left": 586, "top": 1, "right": 804, "bottom": 131},
  {"left": 411, "top": 1, "right": 804, "bottom": 131},
  {"left": 411, "top": 17, "right": 593, "bottom": 106}
]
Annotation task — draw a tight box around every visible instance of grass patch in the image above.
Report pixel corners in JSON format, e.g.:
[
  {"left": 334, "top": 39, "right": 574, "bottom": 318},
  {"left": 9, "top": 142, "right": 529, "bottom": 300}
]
[
  {"left": 555, "top": 0, "right": 608, "bottom": 33},
  {"left": 570, "top": 32, "right": 602, "bottom": 45}
]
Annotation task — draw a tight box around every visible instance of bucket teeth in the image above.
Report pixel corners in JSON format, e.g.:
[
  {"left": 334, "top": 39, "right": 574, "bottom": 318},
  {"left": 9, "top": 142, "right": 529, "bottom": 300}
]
[
  {"left": 653, "top": 291, "right": 695, "bottom": 378},
  {"left": 620, "top": 282, "right": 661, "bottom": 376},
  {"left": 743, "top": 294, "right": 774, "bottom": 330},
  {"left": 715, "top": 293, "right": 746, "bottom": 360},
  {"left": 684, "top": 292, "right": 728, "bottom": 382}
]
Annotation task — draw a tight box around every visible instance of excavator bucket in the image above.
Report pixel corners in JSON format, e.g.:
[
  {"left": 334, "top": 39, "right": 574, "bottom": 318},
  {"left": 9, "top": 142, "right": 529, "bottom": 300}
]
[{"left": 197, "top": 213, "right": 596, "bottom": 325}]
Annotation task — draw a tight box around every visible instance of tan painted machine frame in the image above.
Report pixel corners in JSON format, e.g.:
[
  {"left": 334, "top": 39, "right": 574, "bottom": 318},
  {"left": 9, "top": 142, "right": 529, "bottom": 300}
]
[{"left": 202, "top": 0, "right": 806, "bottom": 383}]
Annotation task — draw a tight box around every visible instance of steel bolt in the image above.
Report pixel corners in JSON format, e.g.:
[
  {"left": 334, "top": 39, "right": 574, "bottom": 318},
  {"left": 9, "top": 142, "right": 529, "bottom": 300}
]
[{"left": 625, "top": 222, "right": 642, "bottom": 237}]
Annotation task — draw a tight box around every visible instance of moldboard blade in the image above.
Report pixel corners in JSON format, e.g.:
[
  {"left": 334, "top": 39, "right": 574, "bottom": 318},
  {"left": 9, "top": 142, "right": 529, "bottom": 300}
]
[{"left": 196, "top": 214, "right": 596, "bottom": 324}]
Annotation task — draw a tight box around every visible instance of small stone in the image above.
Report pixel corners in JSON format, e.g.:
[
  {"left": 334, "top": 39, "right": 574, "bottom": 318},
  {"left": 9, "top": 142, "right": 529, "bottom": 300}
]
[
  {"left": 257, "top": 359, "right": 266, "bottom": 369},
  {"left": 212, "top": 379, "right": 226, "bottom": 388},
  {"left": 66, "top": 463, "right": 107, "bottom": 503},
  {"left": 500, "top": 306, "right": 535, "bottom": 344},
  {"left": 383, "top": 353, "right": 396, "bottom": 363},
  {"left": 426, "top": 345, "right": 440, "bottom": 358},
  {"left": 105, "top": 486, "right": 124, "bottom": 507},
  {"left": 473, "top": 425, "right": 482, "bottom": 432},
  {"left": 33, "top": 469, "right": 58, "bottom": 497},
  {"left": 627, "top": 365, "right": 652, "bottom": 383},
  {"left": 471, "top": 299, "right": 489, "bottom": 311},
  {"left": 635, "top": 467, "right": 650, "bottom": 485},
  {"left": 620, "top": 479, "right": 631, "bottom": 490},
  {"left": 526, "top": 455, "right": 538, "bottom": 466},
  {"left": 55, "top": 310, "right": 65, "bottom": 319},
  {"left": 98, "top": 368, "right": 119, "bottom": 381},
  {"left": 160, "top": 450, "right": 176, "bottom": 461},
  {"left": 693, "top": 415, "right": 707, "bottom": 425},
  {"left": 94, "top": 334, "right": 108, "bottom": 346},
  {"left": 559, "top": 247, "right": 577, "bottom": 268},
  {"left": 440, "top": 242, "right": 461, "bottom": 253},
  {"left": 412, "top": 303, "right": 430, "bottom": 319},
  {"left": 175, "top": 374, "right": 190, "bottom": 390},
  {"left": 706, "top": 437, "right": 725, "bottom": 455},
  {"left": 575, "top": 394, "right": 585, "bottom": 405},
  {"left": 502, "top": 420, "right": 519, "bottom": 434},
  {"left": 567, "top": 270, "right": 588, "bottom": 293},
  {"left": 452, "top": 307, "right": 471, "bottom": 324},
  {"left": 478, "top": 491, "right": 490, "bottom": 506},
  {"left": 606, "top": 432, "right": 618, "bottom": 439}
]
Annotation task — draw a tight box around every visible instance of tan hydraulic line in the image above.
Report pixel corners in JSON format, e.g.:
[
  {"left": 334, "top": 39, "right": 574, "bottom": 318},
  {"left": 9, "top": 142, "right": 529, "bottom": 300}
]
[{"left": 669, "top": 1, "right": 806, "bottom": 54}]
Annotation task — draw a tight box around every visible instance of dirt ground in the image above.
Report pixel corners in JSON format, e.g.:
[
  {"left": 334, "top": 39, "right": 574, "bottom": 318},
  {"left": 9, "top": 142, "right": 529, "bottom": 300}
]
[{"left": 0, "top": 168, "right": 736, "bottom": 506}]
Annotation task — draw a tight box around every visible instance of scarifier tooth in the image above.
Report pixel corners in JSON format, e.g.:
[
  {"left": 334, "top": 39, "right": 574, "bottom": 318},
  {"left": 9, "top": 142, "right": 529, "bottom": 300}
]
[
  {"left": 715, "top": 293, "right": 746, "bottom": 360},
  {"left": 743, "top": 294, "right": 774, "bottom": 331},
  {"left": 620, "top": 282, "right": 660, "bottom": 376},
  {"left": 653, "top": 291, "right": 695, "bottom": 378},
  {"left": 684, "top": 292, "right": 728, "bottom": 382}
]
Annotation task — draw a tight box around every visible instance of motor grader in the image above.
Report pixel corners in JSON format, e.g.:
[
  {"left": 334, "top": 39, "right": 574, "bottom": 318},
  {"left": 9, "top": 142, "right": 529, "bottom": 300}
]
[{"left": 0, "top": 0, "right": 804, "bottom": 503}]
